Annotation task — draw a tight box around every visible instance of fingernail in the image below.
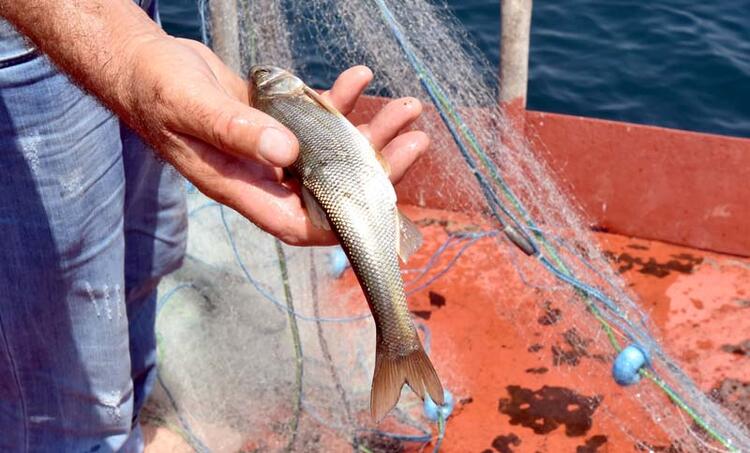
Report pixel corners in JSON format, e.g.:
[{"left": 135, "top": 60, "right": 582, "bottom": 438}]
[{"left": 258, "top": 127, "right": 295, "bottom": 165}]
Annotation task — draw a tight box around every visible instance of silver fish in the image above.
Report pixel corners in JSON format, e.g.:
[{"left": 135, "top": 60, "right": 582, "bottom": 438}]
[{"left": 249, "top": 65, "right": 444, "bottom": 420}]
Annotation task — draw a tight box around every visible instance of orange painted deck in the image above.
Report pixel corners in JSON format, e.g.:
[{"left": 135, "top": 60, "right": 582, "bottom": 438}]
[
  {"left": 145, "top": 100, "right": 750, "bottom": 451},
  {"left": 401, "top": 208, "right": 749, "bottom": 452},
  {"left": 145, "top": 206, "right": 750, "bottom": 451}
]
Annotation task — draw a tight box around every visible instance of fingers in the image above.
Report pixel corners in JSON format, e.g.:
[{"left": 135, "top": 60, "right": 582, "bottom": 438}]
[
  {"left": 380, "top": 130, "right": 429, "bottom": 183},
  {"left": 322, "top": 65, "right": 372, "bottom": 115},
  {"left": 173, "top": 86, "right": 299, "bottom": 168},
  {"left": 221, "top": 175, "right": 339, "bottom": 246},
  {"left": 232, "top": 182, "right": 339, "bottom": 246},
  {"left": 358, "top": 97, "right": 422, "bottom": 151},
  {"left": 169, "top": 133, "right": 338, "bottom": 246},
  {"left": 163, "top": 39, "right": 298, "bottom": 168}
]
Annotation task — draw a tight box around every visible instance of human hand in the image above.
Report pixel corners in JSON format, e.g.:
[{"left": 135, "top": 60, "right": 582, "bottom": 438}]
[{"left": 123, "top": 37, "right": 428, "bottom": 245}]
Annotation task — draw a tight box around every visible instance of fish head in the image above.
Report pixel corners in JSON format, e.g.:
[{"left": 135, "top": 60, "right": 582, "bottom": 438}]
[{"left": 249, "top": 65, "right": 304, "bottom": 104}]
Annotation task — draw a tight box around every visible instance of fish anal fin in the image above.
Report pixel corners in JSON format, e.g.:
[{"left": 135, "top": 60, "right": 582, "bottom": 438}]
[
  {"left": 370, "top": 342, "right": 444, "bottom": 422},
  {"left": 396, "top": 210, "right": 423, "bottom": 263},
  {"left": 301, "top": 186, "right": 331, "bottom": 231}
]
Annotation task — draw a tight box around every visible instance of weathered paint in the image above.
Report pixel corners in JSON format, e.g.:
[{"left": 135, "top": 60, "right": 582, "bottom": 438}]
[
  {"left": 144, "top": 206, "right": 750, "bottom": 451},
  {"left": 499, "top": 0, "right": 533, "bottom": 106},
  {"left": 525, "top": 110, "right": 750, "bottom": 257},
  {"left": 347, "top": 95, "right": 750, "bottom": 256}
]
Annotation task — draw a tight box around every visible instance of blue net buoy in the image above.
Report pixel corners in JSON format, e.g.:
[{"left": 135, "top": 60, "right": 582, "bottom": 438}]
[
  {"left": 613, "top": 344, "right": 649, "bottom": 386},
  {"left": 423, "top": 389, "right": 454, "bottom": 421},
  {"left": 328, "top": 247, "right": 350, "bottom": 278}
]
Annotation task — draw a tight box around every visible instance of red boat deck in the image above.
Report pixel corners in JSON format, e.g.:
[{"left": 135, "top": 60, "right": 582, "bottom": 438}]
[
  {"left": 145, "top": 101, "right": 750, "bottom": 451},
  {"left": 144, "top": 206, "right": 750, "bottom": 451}
]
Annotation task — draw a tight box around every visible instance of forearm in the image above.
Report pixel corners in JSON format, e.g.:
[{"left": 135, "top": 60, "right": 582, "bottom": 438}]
[{"left": 0, "top": 0, "right": 166, "bottom": 125}]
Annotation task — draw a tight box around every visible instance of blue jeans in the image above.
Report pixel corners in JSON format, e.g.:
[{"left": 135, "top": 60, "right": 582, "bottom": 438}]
[{"left": 0, "top": 4, "right": 187, "bottom": 451}]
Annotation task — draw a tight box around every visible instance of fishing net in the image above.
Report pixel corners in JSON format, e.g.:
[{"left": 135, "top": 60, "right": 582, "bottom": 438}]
[{"left": 145, "top": 1, "right": 750, "bottom": 451}]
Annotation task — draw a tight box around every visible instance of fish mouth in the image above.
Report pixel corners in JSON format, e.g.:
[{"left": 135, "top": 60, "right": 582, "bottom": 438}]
[
  {"left": 249, "top": 65, "right": 305, "bottom": 101},
  {"left": 250, "top": 65, "right": 291, "bottom": 88}
]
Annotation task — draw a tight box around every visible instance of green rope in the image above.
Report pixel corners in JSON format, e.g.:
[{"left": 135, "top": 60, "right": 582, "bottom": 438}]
[
  {"left": 374, "top": 7, "right": 736, "bottom": 448},
  {"left": 275, "top": 239, "right": 304, "bottom": 452}
]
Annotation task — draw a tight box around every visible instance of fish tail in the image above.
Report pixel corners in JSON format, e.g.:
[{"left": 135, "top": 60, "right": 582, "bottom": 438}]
[{"left": 370, "top": 339, "right": 444, "bottom": 421}]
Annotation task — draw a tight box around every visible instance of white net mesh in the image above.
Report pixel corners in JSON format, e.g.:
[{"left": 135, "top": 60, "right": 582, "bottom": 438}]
[{"left": 146, "top": 1, "right": 750, "bottom": 451}]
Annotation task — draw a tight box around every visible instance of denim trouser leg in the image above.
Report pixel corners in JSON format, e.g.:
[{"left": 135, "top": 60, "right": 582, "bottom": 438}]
[
  {"left": 0, "top": 50, "right": 186, "bottom": 452},
  {"left": 120, "top": 126, "right": 188, "bottom": 452}
]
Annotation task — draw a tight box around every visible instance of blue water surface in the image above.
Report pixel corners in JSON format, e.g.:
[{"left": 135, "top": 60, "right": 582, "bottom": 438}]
[{"left": 160, "top": 0, "right": 750, "bottom": 138}]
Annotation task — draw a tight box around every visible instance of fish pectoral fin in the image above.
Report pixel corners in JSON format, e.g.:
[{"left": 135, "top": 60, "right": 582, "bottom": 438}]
[
  {"left": 301, "top": 186, "right": 331, "bottom": 231},
  {"left": 302, "top": 85, "right": 344, "bottom": 117},
  {"left": 396, "top": 210, "right": 423, "bottom": 262},
  {"left": 370, "top": 342, "right": 444, "bottom": 422}
]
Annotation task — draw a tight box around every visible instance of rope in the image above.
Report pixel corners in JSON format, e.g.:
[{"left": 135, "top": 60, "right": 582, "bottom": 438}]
[{"left": 372, "top": 0, "right": 740, "bottom": 450}]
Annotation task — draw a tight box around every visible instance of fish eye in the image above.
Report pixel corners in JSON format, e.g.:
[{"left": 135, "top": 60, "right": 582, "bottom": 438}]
[{"left": 253, "top": 67, "right": 271, "bottom": 78}]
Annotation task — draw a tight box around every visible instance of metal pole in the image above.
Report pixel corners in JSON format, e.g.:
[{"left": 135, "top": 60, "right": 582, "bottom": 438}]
[
  {"left": 209, "top": 0, "right": 241, "bottom": 72},
  {"left": 499, "top": 0, "right": 532, "bottom": 107}
]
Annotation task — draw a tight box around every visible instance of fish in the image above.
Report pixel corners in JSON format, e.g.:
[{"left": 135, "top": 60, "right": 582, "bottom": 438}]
[{"left": 249, "top": 65, "right": 444, "bottom": 421}]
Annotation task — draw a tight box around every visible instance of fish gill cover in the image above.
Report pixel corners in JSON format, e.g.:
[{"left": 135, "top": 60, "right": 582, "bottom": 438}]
[{"left": 146, "top": 0, "right": 750, "bottom": 451}]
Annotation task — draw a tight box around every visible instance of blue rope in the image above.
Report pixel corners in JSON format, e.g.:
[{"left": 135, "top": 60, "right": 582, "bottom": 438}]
[
  {"left": 372, "top": 0, "right": 746, "bottom": 450},
  {"left": 157, "top": 205, "right": 486, "bottom": 452}
]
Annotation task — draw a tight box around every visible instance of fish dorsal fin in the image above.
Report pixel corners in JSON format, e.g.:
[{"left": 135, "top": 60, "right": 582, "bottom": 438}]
[
  {"left": 396, "top": 210, "right": 423, "bottom": 262},
  {"left": 303, "top": 85, "right": 343, "bottom": 117},
  {"left": 301, "top": 186, "right": 331, "bottom": 231}
]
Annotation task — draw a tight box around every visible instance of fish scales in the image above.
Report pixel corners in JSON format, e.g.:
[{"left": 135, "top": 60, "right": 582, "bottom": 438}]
[
  {"left": 250, "top": 65, "right": 444, "bottom": 421},
  {"left": 264, "top": 96, "right": 416, "bottom": 353}
]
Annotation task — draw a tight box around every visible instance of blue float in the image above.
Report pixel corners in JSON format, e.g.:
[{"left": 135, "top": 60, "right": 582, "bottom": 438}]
[
  {"left": 328, "top": 247, "right": 350, "bottom": 278},
  {"left": 423, "top": 389, "right": 455, "bottom": 421},
  {"left": 612, "top": 344, "right": 649, "bottom": 386}
]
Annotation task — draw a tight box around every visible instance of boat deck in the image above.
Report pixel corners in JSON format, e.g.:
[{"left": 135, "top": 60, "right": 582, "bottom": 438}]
[{"left": 143, "top": 204, "right": 750, "bottom": 452}]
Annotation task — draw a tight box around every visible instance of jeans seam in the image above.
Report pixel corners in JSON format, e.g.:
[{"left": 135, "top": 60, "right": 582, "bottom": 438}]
[
  {"left": 0, "top": 311, "right": 28, "bottom": 451},
  {"left": 0, "top": 49, "right": 38, "bottom": 69}
]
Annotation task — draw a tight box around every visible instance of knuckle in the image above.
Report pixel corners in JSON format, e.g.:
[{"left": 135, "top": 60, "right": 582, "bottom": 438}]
[{"left": 210, "top": 109, "right": 237, "bottom": 151}]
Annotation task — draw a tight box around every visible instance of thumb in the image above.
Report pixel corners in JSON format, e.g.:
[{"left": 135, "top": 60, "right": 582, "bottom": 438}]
[{"left": 175, "top": 90, "right": 299, "bottom": 167}]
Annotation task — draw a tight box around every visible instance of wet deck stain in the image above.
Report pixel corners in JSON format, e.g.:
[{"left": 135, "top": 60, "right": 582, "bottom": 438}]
[
  {"left": 576, "top": 435, "right": 608, "bottom": 452},
  {"left": 415, "top": 217, "right": 451, "bottom": 229},
  {"left": 635, "top": 442, "right": 681, "bottom": 452},
  {"left": 354, "top": 432, "right": 403, "bottom": 452},
  {"left": 603, "top": 251, "right": 703, "bottom": 278},
  {"left": 498, "top": 385, "right": 602, "bottom": 436},
  {"left": 721, "top": 339, "right": 750, "bottom": 356},
  {"left": 428, "top": 291, "right": 446, "bottom": 308},
  {"left": 528, "top": 343, "right": 544, "bottom": 353},
  {"left": 710, "top": 378, "right": 750, "bottom": 429},
  {"left": 537, "top": 301, "right": 562, "bottom": 326},
  {"left": 525, "top": 367, "right": 549, "bottom": 374},
  {"left": 488, "top": 433, "right": 521, "bottom": 453},
  {"left": 411, "top": 310, "right": 431, "bottom": 320},
  {"left": 552, "top": 329, "right": 605, "bottom": 366}
]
